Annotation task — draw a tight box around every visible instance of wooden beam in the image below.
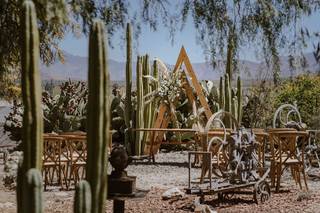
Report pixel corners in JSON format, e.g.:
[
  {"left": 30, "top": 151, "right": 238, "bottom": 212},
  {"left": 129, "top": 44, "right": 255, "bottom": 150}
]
[{"left": 179, "top": 47, "right": 212, "bottom": 119}]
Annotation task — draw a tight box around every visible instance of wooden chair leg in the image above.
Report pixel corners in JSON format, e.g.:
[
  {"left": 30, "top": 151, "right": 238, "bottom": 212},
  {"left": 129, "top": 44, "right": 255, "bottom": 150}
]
[
  {"left": 270, "top": 162, "right": 275, "bottom": 188},
  {"left": 301, "top": 165, "right": 309, "bottom": 190},
  {"left": 296, "top": 165, "right": 302, "bottom": 190},
  {"left": 276, "top": 164, "right": 282, "bottom": 192},
  {"left": 290, "top": 165, "right": 298, "bottom": 185}
]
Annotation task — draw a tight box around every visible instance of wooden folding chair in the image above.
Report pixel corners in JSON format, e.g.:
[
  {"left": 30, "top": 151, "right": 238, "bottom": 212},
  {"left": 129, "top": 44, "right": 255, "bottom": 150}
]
[
  {"left": 269, "top": 130, "right": 308, "bottom": 192},
  {"left": 64, "top": 135, "right": 87, "bottom": 187},
  {"left": 42, "top": 136, "right": 67, "bottom": 190}
]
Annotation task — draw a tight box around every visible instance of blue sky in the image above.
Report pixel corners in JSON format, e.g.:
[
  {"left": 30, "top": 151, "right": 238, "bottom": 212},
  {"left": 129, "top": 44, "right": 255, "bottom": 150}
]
[{"left": 60, "top": 11, "right": 320, "bottom": 64}]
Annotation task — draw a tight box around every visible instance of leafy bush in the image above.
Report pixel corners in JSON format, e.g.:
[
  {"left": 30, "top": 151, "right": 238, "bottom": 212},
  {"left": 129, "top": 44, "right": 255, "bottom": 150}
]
[{"left": 275, "top": 74, "right": 320, "bottom": 129}]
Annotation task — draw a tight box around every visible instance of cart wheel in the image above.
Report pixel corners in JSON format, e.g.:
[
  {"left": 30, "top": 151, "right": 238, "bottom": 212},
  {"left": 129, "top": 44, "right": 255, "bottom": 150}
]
[{"left": 253, "top": 181, "right": 271, "bottom": 204}]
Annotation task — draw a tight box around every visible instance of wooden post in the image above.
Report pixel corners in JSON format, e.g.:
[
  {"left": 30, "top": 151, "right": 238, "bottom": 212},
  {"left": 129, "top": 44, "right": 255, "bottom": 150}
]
[{"left": 113, "top": 200, "right": 125, "bottom": 213}]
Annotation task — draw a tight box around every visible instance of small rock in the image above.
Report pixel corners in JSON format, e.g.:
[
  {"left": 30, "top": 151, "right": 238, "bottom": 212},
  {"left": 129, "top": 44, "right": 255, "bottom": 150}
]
[
  {"left": 194, "top": 204, "right": 217, "bottom": 213},
  {"left": 162, "top": 187, "right": 185, "bottom": 200},
  {"left": 297, "top": 191, "right": 312, "bottom": 201},
  {"left": 54, "top": 191, "right": 70, "bottom": 197}
]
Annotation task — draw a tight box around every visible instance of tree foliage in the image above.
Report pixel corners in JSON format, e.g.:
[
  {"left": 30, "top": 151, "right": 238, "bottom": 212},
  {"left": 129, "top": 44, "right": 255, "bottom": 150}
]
[
  {"left": 275, "top": 74, "right": 320, "bottom": 129},
  {"left": 1, "top": 0, "right": 320, "bottom": 85}
]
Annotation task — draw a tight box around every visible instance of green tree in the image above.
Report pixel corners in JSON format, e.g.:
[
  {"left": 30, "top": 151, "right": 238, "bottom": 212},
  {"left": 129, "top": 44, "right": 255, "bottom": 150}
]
[
  {"left": 1, "top": 0, "right": 320, "bottom": 86},
  {"left": 276, "top": 74, "right": 320, "bottom": 128}
]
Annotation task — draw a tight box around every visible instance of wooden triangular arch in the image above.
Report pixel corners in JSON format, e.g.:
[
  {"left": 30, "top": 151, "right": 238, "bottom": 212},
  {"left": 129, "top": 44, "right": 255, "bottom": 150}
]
[{"left": 143, "top": 47, "right": 213, "bottom": 156}]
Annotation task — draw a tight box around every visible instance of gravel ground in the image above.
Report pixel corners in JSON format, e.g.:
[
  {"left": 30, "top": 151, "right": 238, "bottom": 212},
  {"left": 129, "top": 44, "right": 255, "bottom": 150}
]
[{"left": 1, "top": 151, "right": 320, "bottom": 212}]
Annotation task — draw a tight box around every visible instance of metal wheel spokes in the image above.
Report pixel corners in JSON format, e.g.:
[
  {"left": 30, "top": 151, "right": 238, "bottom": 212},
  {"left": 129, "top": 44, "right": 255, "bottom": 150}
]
[{"left": 273, "top": 104, "right": 302, "bottom": 128}]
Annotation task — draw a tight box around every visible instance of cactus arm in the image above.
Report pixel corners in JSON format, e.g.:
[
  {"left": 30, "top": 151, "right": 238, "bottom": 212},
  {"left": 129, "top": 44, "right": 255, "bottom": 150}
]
[
  {"left": 74, "top": 181, "right": 92, "bottom": 213},
  {"left": 24, "top": 169, "right": 43, "bottom": 213}
]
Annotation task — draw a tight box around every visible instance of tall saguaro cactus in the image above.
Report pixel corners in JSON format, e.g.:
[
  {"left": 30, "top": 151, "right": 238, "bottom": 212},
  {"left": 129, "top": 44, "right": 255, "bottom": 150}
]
[
  {"left": 17, "top": 1, "right": 44, "bottom": 212},
  {"left": 86, "top": 20, "right": 110, "bottom": 213},
  {"left": 124, "top": 23, "right": 132, "bottom": 154}
]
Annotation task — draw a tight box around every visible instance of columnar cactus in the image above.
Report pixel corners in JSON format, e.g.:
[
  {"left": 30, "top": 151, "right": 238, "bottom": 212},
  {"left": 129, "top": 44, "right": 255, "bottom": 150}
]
[
  {"left": 17, "top": 1, "right": 44, "bottom": 212},
  {"left": 150, "top": 60, "right": 159, "bottom": 126},
  {"left": 135, "top": 56, "right": 144, "bottom": 155},
  {"left": 24, "top": 169, "right": 43, "bottom": 213},
  {"left": 21, "top": 0, "right": 43, "bottom": 174},
  {"left": 142, "top": 55, "right": 152, "bottom": 151},
  {"left": 224, "top": 74, "right": 231, "bottom": 128},
  {"left": 226, "top": 29, "right": 234, "bottom": 82},
  {"left": 74, "top": 181, "right": 92, "bottom": 213},
  {"left": 85, "top": 20, "right": 110, "bottom": 213},
  {"left": 219, "top": 76, "right": 225, "bottom": 110},
  {"left": 124, "top": 23, "right": 132, "bottom": 154},
  {"left": 237, "top": 76, "right": 242, "bottom": 125},
  {"left": 232, "top": 97, "right": 238, "bottom": 127}
]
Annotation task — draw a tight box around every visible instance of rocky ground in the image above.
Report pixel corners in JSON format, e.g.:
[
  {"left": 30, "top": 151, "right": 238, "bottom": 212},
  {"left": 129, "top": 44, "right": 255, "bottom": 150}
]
[{"left": 1, "top": 151, "right": 320, "bottom": 212}]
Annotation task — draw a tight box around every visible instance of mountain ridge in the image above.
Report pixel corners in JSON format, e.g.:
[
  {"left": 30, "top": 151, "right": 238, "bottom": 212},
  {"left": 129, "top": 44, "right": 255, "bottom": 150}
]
[{"left": 40, "top": 52, "right": 319, "bottom": 81}]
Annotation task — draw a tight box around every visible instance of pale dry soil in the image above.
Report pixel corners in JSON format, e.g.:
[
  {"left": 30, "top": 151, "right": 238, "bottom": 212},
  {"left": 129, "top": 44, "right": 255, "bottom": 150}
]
[{"left": 1, "top": 151, "right": 320, "bottom": 213}]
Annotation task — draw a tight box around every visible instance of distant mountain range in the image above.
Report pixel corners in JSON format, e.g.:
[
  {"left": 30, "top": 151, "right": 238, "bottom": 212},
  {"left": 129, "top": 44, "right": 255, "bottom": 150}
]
[{"left": 40, "top": 51, "right": 319, "bottom": 81}]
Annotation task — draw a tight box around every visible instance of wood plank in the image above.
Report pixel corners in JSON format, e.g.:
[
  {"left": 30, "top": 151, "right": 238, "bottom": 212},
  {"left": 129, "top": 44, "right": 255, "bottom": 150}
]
[{"left": 180, "top": 47, "right": 212, "bottom": 119}]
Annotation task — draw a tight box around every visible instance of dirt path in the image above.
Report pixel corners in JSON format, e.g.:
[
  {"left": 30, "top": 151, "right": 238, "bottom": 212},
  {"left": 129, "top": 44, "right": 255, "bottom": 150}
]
[{"left": 1, "top": 151, "right": 320, "bottom": 212}]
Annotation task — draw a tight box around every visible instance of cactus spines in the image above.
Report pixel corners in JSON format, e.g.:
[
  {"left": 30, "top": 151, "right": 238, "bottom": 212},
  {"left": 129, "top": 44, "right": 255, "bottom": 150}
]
[
  {"left": 24, "top": 169, "right": 43, "bottom": 213},
  {"left": 125, "top": 22, "right": 132, "bottom": 154},
  {"left": 74, "top": 181, "right": 92, "bottom": 213},
  {"left": 219, "top": 76, "right": 225, "bottom": 110},
  {"left": 87, "top": 20, "right": 110, "bottom": 213},
  {"left": 224, "top": 74, "right": 231, "bottom": 128},
  {"left": 21, "top": 0, "right": 43, "bottom": 172},
  {"left": 19, "top": 1, "right": 44, "bottom": 213},
  {"left": 237, "top": 76, "right": 242, "bottom": 125},
  {"left": 135, "top": 56, "right": 144, "bottom": 155}
]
